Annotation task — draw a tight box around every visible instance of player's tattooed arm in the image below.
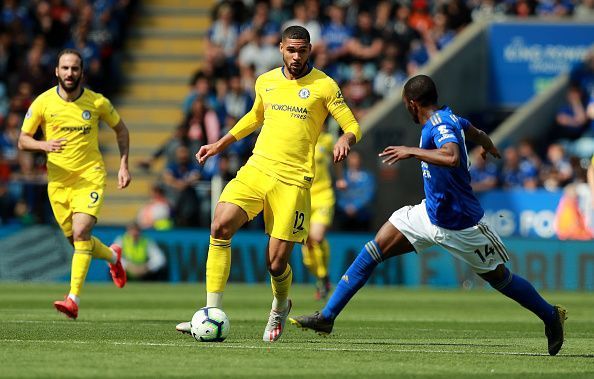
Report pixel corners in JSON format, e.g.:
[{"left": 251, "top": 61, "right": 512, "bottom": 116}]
[
  {"left": 18, "top": 132, "right": 66, "bottom": 153},
  {"left": 113, "top": 120, "right": 131, "bottom": 189},
  {"left": 464, "top": 125, "right": 501, "bottom": 160}
]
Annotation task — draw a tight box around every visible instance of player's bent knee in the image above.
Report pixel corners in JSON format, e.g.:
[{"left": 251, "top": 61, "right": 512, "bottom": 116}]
[
  {"left": 210, "top": 220, "right": 234, "bottom": 240},
  {"left": 71, "top": 228, "right": 92, "bottom": 242},
  {"left": 268, "top": 261, "right": 287, "bottom": 277},
  {"left": 479, "top": 264, "right": 509, "bottom": 287}
]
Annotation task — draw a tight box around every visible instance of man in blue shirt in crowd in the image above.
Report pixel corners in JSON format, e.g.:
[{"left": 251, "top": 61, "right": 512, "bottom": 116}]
[{"left": 290, "top": 74, "right": 567, "bottom": 356}]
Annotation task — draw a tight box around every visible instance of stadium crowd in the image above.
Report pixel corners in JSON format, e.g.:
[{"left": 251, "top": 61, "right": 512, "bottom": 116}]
[
  {"left": 1, "top": 0, "right": 594, "bottom": 229},
  {"left": 0, "top": 0, "right": 136, "bottom": 226}
]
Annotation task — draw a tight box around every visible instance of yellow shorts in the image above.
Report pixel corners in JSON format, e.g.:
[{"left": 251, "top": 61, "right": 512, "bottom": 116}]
[
  {"left": 310, "top": 188, "right": 335, "bottom": 227},
  {"left": 48, "top": 178, "right": 105, "bottom": 237},
  {"left": 219, "top": 164, "right": 310, "bottom": 243}
]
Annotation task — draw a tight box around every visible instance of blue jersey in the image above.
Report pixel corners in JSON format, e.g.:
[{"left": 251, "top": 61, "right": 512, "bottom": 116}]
[{"left": 420, "top": 106, "right": 484, "bottom": 230}]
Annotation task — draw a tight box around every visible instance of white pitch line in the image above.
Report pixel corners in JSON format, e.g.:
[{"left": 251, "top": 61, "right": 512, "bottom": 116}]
[{"left": 0, "top": 338, "right": 560, "bottom": 356}]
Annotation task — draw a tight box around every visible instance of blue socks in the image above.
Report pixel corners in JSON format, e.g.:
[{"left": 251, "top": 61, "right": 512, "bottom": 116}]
[
  {"left": 488, "top": 267, "right": 556, "bottom": 324},
  {"left": 321, "top": 241, "right": 382, "bottom": 320}
]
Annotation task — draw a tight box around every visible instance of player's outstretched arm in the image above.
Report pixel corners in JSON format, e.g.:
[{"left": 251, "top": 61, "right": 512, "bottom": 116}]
[
  {"left": 196, "top": 133, "right": 238, "bottom": 165},
  {"left": 379, "top": 143, "right": 461, "bottom": 167},
  {"left": 113, "top": 120, "right": 131, "bottom": 189},
  {"left": 464, "top": 125, "right": 501, "bottom": 160},
  {"left": 18, "top": 132, "right": 66, "bottom": 153}
]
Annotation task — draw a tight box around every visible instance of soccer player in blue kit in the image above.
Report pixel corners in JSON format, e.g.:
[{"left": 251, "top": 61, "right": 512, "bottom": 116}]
[{"left": 290, "top": 75, "right": 567, "bottom": 356}]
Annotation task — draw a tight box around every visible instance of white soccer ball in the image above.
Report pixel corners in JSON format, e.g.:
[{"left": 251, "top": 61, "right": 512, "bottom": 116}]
[{"left": 190, "top": 307, "right": 230, "bottom": 342}]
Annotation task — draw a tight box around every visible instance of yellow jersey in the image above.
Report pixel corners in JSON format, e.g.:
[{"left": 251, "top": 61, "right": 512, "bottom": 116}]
[
  {"left": 310, "top": 132, "right": 334, "bottom": 196},
  {"left": 21, "top": 87, "right": 121, "bottom": 184},
  {"left": 229, "top": 67, "right": 361, "bottom": 188}
]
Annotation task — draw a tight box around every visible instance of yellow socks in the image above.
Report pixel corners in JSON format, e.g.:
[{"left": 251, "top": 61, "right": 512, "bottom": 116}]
[
  {"left": 301, "top": 244, "right": 318, "bottom": 277},
  {"left": 205, "top": 236, "right": 231, "bottom": 308},
  {"left": 91, "top": 236, "right": 116, "bottom": 263},
  {"left": 70, "top": 240, "right": 93, "bottom": 297},
  {"left": 271, "top": 264, "right": 292, "bottom": 310},
  {"left": 314, "top": 239, "right": 330, "bottom": 279}
]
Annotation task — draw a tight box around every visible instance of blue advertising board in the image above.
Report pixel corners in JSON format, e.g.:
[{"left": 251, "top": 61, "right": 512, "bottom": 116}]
[
  {"left": 477, "top": 189, "right": 562, "bottom": 239},
  {"left": 81, "top": 227, "right": 592, "bottom": 290},
  {"left": 1, "top": 226, "right": 590, "bottom": 290},
  {"left": 488, "top": 22, "right": 594, "bottom": 106}
]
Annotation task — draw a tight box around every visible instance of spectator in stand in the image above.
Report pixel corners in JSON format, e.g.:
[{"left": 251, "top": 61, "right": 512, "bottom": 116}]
[
  {"left": 0, "top": 111, "right": 21, "bottom": 168},
  {"left": 500, "top": 146, "right": 539, "bottom": 190},
  {"left": 553, "top": 85, "right": 587, "bottom": 141},
  {"left": 206, "top": 3, "right": 239, "bottom": 76},
  {"left": 374, "top": 0, "right": 393, "bottom": 32},
  {"left": 346, "top": 10, "right": 383, "bottom": 74},
  {"left": 207, "top": 78, "right": 229, "bottom": 127},
  {"left": 162, "top": 145, "right": 202, "bottom": 227},
  {"left": 444, "top": 0, "right": 472, "bottom": 31},
  {"left": 408, "top": 0, "right": 433, "bottom": 35},
  {"left": 343, "top": 62, "right": 375, "bottom": 119},
  {"left": 10, "top": 82, "right": 33, "bottom": 115},
  {"left": 426, "top": 10, "right": 456, "bottom": 54},
  {"left": 373, "top": 57, "right": 406, "bottom": 99},
  {"left": 138, "top": 125, "right": 189, "bottom": 172},
  {"left": 65, "top": 22, "right": 103, "bottom": 92},
  {"left": 238, "top": 28, "right": 282, "bottom": 76},
  {"left": 541, "top": 143, "right": 574, "bottom": 191},
  {"left": 18, "top": 45, "right": 50, "bottom": 96},
  {"left": 574, "top": 0, "right": 594, "bottom": 19},
  {"left": 225, "top": 75, "right": 252, "bottom": 120},
  {"left": 470, "top": 148, "right": 498, "bottom": 193},
  {"left": 137, "top": 184, "right": 173, "bottom": 231},
  {"left": 238, "top": 1, "right": 279, "bottom": 48},
  {"left": 183, "top": 71, "right": 212, "bottom": 116},
  {"left": 113, "top": 222, "right": 167, "bottom": 281},
  {"left": 269, "top": 0, "right": 291, "bottom": 27},
  {"left": 511, "top": 0, "right": 535, "bottom": 17},
  {"left": 535, "top": 0, "right": 573, "bottom": 17},
  {"left": 471, "top": 0, "right": 508, "bottom": 22},
  {"left": 283, "top": 1, "right": 321, "bottom": 45},
  {"left": 319, "top": 3, "right": 352, "bottom": 72},
  {"left": 387, "top": 2, "right": 420, "bottom": 68},
  {"left": 518, "top": 138, "right": 542, "bottom": 172},
  {"left": 182, "top": 96, "right": 220, "bottom": 155},
  {"left": 0, "top": 84, "right": 9, "bottom": 120},
  {"left": 336, "top": 151, "right": 375, "bottom": 231},
  {"left": 31, "top": 0, "right": 71, "bottom": 50}
]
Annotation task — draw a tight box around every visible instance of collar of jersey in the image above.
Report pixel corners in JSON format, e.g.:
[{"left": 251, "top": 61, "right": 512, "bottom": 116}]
[
  {"left": 55, "top": 85, "right": 85, "bottom": 102},
  {"left": 281, "top": 64, "right": 313, "bottom": 80}
]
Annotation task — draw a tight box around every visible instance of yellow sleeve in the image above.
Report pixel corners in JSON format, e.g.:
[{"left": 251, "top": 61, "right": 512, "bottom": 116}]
[
  {"left": 21, "top": 98, "right": 44, "bottom": 135},
  {"left": 95, "top": 95, "right": 121, "bottom": 128},
  {"left": 229, "top": 79, "right": 264, "bottom": 141},
  {"left": 325, "top": 79, "right": 362, "bottom": 142}
]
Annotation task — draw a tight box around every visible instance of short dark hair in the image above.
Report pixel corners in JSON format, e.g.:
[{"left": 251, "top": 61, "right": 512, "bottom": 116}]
[
  {"left": 56, "top": 48, "right": 84, "bottom": 70},
  {"left": 282, "top": 25, "right": 310, "bottom": 43},
  {"left": 403, "top": 74, "right": 438, "bottom": 106}
]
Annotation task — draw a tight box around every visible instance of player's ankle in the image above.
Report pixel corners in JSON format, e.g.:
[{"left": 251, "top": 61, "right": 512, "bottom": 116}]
[{"left": 67, "top": 293, "right": 80, "bottom": 305}]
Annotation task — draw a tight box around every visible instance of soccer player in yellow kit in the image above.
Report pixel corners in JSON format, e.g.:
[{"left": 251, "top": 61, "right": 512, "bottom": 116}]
[
  {"left": 176, "top": 26, "right": 362, "bottom": 342},
  {"left": 301, "top": 129, "right": 345, "bottom": 300},
  {"left": 18, "top": 49, "right": 131, "bottom": 319}
]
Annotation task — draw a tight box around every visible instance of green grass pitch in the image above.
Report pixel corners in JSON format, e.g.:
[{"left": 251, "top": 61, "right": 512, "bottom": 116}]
[{"left": 1, "top": 282, "right": 593, "bottom": 378}]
